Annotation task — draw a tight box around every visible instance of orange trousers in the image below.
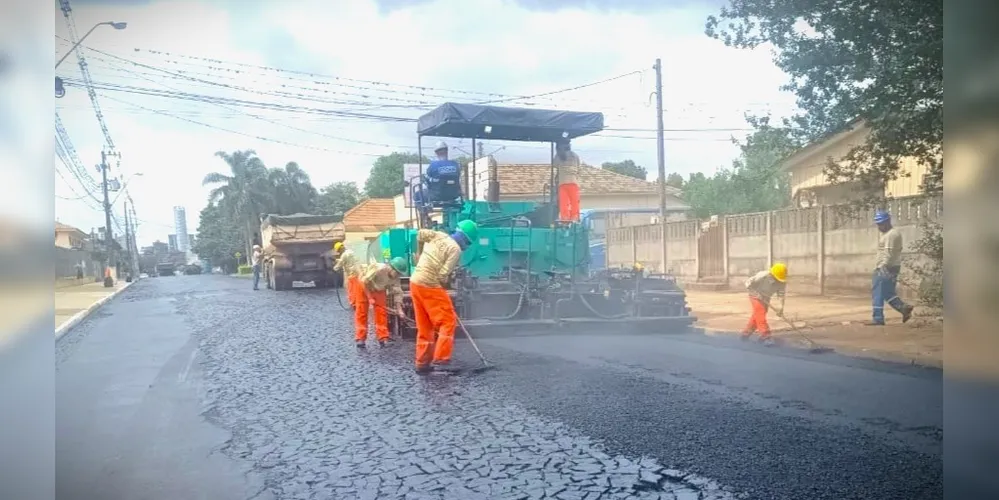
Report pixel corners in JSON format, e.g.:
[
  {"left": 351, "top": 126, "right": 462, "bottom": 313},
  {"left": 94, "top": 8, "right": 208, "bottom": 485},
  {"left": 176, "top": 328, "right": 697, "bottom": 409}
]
[
  {"left": 743, "top": 296, "right": 771, "bottom": 337},
  {"left": 352, "top": 285, "right": 390, "bottom": 343},
  {"left": 410, "top": 283, "right": 457, "bottom": 368},
  {"left": 558, "top": 183, "right": 580, "bottom": 221},
  {"left": 346, "top": 276, "right": 361, "bottom": 307}
]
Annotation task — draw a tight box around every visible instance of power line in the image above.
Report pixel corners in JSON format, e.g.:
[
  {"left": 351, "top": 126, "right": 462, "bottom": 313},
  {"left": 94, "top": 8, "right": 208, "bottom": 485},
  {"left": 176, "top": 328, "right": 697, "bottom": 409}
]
[
  {"left": 99, "top": 93, "right": 386, "bottom": 157},
  {"left": 58, "top": 1, "right": 117, "bottom": 153}
]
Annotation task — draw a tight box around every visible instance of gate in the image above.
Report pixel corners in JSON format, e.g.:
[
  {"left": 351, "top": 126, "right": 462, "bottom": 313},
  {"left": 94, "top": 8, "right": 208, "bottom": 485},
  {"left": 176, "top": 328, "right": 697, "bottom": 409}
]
[{"left": 697, "top": 222, "right": 724, "bottom": 278}]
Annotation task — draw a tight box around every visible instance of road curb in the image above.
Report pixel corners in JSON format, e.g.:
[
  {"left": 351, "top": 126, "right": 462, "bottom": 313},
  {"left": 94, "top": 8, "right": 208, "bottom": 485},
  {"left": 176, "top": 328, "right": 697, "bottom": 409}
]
[
  {"left": 55, "top": 279, "right": 138, "bottom": 341},
  {"left": 700, "top": 325, "right": 941, "bottom": 369}
]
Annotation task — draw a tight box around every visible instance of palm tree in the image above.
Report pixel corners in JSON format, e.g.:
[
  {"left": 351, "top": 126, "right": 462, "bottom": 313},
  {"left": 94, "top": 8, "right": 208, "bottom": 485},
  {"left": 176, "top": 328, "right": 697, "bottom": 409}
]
[
  {"left": 203, "top": 150, "right": 273, "bottom": 261},
  {"left": 269, "top": 161, "right": 317, "bottom": 214}
]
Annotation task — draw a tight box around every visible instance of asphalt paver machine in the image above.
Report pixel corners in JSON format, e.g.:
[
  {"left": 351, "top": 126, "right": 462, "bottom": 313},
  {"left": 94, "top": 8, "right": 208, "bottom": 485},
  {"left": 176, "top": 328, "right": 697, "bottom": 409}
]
[{"left": 372, "top": 102, "right": 696, "bottom": 338}]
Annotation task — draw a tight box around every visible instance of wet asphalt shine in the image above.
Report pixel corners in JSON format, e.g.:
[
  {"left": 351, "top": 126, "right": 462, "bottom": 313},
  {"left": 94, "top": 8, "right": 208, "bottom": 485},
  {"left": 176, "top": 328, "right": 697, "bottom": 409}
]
[{"left": 55, "top": 275, "right": 942, "bottom": 500}]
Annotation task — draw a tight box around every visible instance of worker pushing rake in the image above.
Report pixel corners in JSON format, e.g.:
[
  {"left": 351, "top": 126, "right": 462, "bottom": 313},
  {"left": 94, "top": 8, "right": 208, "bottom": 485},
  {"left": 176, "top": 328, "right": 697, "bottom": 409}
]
[{"left": 741, "top": 262, "right": 831, "bottom": 354}]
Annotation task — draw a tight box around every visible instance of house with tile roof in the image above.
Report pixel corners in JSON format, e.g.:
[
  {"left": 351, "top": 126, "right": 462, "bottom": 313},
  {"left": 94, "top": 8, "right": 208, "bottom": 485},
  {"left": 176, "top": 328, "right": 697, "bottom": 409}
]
[
  {"left": 342, "top": 198, "right": 397, "bottom": 244},
  {"left": 55, "top": 221, "right": 88, "bottom": 250}
]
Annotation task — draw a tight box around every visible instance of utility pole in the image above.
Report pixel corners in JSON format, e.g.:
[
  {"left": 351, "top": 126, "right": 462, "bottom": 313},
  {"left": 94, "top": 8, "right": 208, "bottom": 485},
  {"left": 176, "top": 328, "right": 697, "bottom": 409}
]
[
  {"left": 100, "top": 150, "right": 115, "bottom": 287},
  {"left": 124, "top": 200, "right": 133, "bottom": 281},
  {"left": 653, "top": 58, "right": 669, "bottom": 272}
]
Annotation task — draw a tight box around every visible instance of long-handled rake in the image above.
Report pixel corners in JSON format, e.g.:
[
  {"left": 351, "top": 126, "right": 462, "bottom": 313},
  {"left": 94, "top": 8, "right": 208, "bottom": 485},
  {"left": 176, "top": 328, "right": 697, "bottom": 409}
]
[{"left": 763, "top": 298, "right": 833, "bottom": 355}]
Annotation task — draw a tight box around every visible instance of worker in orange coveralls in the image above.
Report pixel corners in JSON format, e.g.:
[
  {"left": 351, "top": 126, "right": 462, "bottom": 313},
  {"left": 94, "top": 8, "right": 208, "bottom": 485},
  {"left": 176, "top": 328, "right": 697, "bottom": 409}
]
[
  {"left": 356, "top": 257, "right": 409, "bottom": 348},
  {"left": 741, "top": 262, "right": 787, "bottom": 346},
  {"left": 333, "top": 241, "right": 363, "bottom": 309},
  {"left": 554, "top": 138, "right": 582, "bottom": 222},
  {"left": 409, "top": 219, "right": 478, "bottom": 374}
]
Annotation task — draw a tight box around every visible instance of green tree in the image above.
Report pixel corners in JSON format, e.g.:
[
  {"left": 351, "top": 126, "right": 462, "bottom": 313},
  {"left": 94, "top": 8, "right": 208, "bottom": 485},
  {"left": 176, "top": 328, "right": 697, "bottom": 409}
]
[
  {"left": 203, "top": 150, "right": 273, "bottom": 259},
  {"left": 665, "top": 172, "right": 685, "bottom": 189},
  {"left": 601, "top": 159, "right": 648, "bottom": 180},
  {"left": 707, "top": 0, "right": 943, "bottom": 305},
  {"left": 682, "top": 123, "right": 797, "bottom": 218},
  {"left": 191, "top": 203, "right": 243, "bottom": 274},
  {"left": 364, "top": 152, "right": 426, "bottom": 198},
  {"left": 706, "top": 0, "right": 942, "bottom": 197},
  {"left": 269, "top": 161, "right": 318, "bottom": 214},
  {"left": 316, "top": 181, "right": 363, "bottom": 215}
]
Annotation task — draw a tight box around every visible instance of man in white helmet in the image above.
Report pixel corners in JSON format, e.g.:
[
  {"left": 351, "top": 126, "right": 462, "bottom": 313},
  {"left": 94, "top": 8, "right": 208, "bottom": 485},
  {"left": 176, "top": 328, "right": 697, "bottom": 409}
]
[{"left": 425, "top": 140, "right": 461, "bottom": 204}]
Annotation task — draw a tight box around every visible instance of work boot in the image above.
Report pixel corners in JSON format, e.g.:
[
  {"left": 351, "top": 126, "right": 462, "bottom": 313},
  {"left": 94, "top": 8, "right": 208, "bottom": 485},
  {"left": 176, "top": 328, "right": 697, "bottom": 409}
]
[
  {"left": 760, "top": 336, "right": 775, "bottom": 347},
  {"left": 739, "top": 332, "right": 752, "bottom": 341},
  {"left": 355, "top": 341, "right": 366, "bottom": 349},
  {"left": 378, "top": 339, "right": 389, "bottom": 348},
  {"left": 415, "top": 365, "right": 432, "bottom": 375},
  {"left": 863, "top": 320, "right": 886, "bottom": 326},
  {"left": 901, "top": 305, "right": 914, "bottom": 323},
  {"left": 432, "top": 360, "right": 461, "bottom": 373}
]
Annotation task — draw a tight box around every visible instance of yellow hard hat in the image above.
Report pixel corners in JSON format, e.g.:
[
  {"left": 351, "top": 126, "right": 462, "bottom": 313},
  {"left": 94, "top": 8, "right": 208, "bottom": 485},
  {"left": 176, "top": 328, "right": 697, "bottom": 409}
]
[
  {"left": 770, "top": 262, "right": 787, "bottom": 282},
  {"left": 634, "top": 263, "right": 644, "bottom": 270},
  {"left": 333, "top": 241, "right": 344, "bottom": 252}
]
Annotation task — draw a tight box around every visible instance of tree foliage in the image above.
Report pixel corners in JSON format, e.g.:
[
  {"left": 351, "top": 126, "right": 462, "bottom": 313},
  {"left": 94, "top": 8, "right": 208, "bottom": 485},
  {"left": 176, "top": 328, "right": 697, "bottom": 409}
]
[
  {"left": 316, "top": 181, "right": 363, "bottom": 216},
  {"left": 707, "top": 0, "right": 943, "bottom": 305},
  {"left": 601, "top": 159, "right": 648, "bottom": 180},
  {"left": 681, "top": 121, "right": 797, "bottom": 218},
  {"left": 706, "top": 0, "right": 942, "bottom": 198},
  {"left": 364, "top": 152, "right": 426, "bottom": 198},
  {"left": 269, "top": 161, "right": 318, "bottom": 214},
  {"left": 201, "top": 150, "right": 323, "bottom": 261},
  {"left": 192, "top": 203, "right": 243, "bottom": 273},
  {"left": 665, "top": 173, "right": 685, "bottom": 189}
]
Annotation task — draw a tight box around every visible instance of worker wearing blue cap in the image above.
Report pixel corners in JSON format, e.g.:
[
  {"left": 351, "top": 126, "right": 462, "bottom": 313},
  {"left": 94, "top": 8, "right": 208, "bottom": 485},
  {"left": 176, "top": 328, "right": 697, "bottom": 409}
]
[{"left": 869, "top": 210, "right": 914, "bottom": 325}]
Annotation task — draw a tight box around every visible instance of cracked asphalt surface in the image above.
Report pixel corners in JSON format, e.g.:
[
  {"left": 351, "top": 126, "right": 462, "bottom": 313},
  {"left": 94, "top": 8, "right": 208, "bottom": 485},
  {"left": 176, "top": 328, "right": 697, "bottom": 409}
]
[{"left": 56, "top": 276, "right": 942, "bottom": 499}]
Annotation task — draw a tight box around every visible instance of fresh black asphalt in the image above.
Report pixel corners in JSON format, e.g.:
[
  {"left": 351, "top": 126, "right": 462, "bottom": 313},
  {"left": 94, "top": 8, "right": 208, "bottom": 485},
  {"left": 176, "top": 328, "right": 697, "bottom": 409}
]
[{"left": 55, "top": 275, "right": 943, "bottom": 499}]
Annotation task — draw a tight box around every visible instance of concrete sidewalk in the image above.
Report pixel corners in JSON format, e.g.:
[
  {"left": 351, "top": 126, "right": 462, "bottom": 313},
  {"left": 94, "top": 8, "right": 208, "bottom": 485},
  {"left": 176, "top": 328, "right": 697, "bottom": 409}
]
[
  {"left": 55, "top": 280, "right": 133, "bottom": 336},
  {"left": 685, "top": 289, "right": 943, "bottom": 367}
]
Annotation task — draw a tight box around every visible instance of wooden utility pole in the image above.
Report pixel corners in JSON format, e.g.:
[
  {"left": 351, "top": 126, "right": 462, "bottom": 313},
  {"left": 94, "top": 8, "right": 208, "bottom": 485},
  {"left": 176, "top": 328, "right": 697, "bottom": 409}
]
[{"left": 653, "top": 58, "right": 669, "bottom": 272}]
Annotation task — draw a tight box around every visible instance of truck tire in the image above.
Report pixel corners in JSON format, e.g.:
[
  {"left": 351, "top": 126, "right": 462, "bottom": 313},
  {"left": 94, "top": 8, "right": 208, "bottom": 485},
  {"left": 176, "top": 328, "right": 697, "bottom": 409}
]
[{"left": 274, "top": 270, "right": 291, "bottom": 291}]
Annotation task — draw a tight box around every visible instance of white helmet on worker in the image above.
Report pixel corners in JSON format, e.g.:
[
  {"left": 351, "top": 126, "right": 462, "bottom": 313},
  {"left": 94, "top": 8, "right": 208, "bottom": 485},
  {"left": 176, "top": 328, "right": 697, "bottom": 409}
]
[
  {"left": 433, "top": 141, "right": 448, "bottom": 152},
  {"left": 253, "top": 244, "right": 261, "bottom": 249}
]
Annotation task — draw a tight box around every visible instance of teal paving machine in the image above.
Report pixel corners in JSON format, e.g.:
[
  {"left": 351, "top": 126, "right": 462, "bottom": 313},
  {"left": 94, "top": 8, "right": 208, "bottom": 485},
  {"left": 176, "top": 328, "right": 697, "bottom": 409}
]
[{"left": 370, "top": 102, "right": 696, "bottom": 338}]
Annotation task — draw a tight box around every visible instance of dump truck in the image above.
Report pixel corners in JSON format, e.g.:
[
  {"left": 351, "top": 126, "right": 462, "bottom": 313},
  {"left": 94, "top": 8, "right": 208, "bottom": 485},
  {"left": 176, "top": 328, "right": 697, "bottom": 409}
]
[
  {"left": 154, "top": 262, "right": 176, "bottom": 277},
  {"left": 260, "top": 213, "right": 345, "bottom": 291}
]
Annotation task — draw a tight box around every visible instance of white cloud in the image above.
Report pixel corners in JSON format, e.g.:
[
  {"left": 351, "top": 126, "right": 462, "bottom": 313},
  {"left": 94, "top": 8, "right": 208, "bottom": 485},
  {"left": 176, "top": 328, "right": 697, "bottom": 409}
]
[{"left": 55, "top": 0, "right": 797, "bottom": 247}]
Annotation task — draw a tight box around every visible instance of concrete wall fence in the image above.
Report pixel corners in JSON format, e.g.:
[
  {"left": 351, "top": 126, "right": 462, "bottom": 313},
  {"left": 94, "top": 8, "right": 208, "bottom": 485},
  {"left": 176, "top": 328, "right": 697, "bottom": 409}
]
[
  {"left": 607, "top": 195, "right": 942, "bottom": 297},
  {"left": 55, "top": 246, "right": 102, "bottom": 279}
]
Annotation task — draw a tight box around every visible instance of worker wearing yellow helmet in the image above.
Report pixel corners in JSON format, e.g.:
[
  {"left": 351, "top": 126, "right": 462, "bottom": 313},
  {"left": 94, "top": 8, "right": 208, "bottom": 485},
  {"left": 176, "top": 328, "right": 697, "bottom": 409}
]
[
  {"left": 332, "top": 241, "right": 362, "bottom": 309},
  {"left": 741, "top": 262, "right": 787, "bottom": 346}
]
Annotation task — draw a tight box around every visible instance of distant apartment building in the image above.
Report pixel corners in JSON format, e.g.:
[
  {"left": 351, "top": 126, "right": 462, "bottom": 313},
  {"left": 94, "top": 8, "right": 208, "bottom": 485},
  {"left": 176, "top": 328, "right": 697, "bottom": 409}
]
[
  {"left": 173, "top": 206, "right": 190, "bottom": 252},
  {"left": 168, "top": 234, "right": 178, "bottom": 252}
]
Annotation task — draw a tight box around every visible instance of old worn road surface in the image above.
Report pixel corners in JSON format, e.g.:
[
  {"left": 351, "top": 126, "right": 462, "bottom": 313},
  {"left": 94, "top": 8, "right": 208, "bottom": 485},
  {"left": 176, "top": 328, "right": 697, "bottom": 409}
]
[{"left": 56, "top": 276, "right": 942, "bottom": 500}]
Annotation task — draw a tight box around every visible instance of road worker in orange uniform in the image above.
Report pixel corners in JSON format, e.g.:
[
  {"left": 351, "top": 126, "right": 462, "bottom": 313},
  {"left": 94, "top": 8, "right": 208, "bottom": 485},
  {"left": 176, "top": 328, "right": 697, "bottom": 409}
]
[
  {"left": 741, "top": 262, "right": 787, "bottom": 346},
  {"left": 554, "top": 139, "right": 582, "bottom": 222},
  {"left": 332, "top": 242, "right": 362, "bottom": 309},
  {"left": 409, "top": 219, "right": 478, "bottom": 374},
  {"left": 356, "top": 257, "right": 409, "bottom": 348}
]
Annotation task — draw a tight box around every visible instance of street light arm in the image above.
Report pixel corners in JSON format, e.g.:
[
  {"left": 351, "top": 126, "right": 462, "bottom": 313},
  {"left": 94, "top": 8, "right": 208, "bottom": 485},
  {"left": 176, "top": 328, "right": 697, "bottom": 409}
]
[{"left": 55, "top": 21, "right": 125, "bottom": 69}]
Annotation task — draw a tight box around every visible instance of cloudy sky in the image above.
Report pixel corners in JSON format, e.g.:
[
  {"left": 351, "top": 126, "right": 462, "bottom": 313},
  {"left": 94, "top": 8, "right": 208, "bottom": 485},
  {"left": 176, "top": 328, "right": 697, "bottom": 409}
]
[{"left": 52, "top": 0, "right": 797, "bottom": 246}]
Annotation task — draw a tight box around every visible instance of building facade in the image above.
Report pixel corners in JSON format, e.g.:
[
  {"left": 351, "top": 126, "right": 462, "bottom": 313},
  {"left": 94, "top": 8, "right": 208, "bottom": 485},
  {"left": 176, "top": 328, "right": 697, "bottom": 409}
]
[{"left": 173, "top": 206, "right": 190, "bottom": 252}]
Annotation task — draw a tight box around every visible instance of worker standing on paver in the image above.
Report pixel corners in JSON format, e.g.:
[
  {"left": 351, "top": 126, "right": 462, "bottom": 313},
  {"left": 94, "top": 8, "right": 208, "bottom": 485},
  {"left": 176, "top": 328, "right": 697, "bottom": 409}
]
[
  {"left": 554, "top": 139, "right": 582, "bottom": 222},
  {"left": 357, "top": 257, "right": 409, "bottom": 348},
  {"left": 867, "top": 210, "right": 915, "bottom": 325},
  {"left": 740, "top": 262, "right": 788, "bottom": 346},
  {"left": 332, "top": 242, "right": 362, "bottom": 309},
  {"left": 409, "top": 220, "right": 478, "bottom": 374}
]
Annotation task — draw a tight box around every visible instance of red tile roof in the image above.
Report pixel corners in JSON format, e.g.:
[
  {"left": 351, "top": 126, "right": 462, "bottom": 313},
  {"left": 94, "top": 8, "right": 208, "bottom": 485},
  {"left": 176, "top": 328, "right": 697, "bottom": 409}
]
[
  {"left": 343, "top": 198, "right": 396, "bottom": 232},
  {"left": 489, "top": 164, "right": 682, "bottom": 196}
]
